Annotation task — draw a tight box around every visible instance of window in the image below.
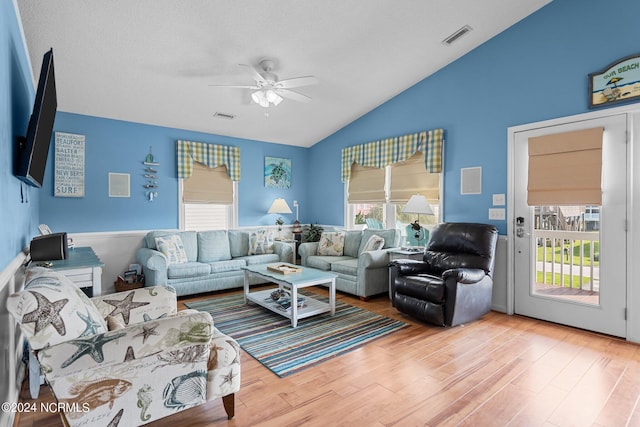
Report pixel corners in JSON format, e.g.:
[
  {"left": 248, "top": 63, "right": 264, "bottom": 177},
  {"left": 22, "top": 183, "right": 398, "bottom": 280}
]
[
  {"left": 345, "top": 159, "right": 442, "bottom": 240},
  {"left": 179, "top": 162, "right": 238, "bottom": 231}
]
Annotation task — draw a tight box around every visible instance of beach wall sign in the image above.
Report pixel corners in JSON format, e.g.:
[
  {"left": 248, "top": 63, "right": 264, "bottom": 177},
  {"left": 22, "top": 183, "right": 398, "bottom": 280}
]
[
  {"left": 54, "top": 132, "right": 85, "bottom": 197},
  {"left": 589, "top": 54, "right": 640, "bottom": 108}
]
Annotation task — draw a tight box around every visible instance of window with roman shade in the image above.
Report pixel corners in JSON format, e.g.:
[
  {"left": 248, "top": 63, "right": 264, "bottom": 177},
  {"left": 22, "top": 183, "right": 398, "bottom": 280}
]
[
  {"left": 183, "top": 161, "right": 233, "bottom": 204},
  {"left": 527, "top": 127, "right": 604, "bottom": 206},
  {"left": 342, "top": 129, "right": 444, "bottom": 229},
  {"left": 347, "top": 163, "right": 386, "bottom": 203},
  {"left": 389, "top": 151, "right": 440, "bottom": 204},
  {"left": 176, "top": 140, "right": 240, "bottom": 231}
]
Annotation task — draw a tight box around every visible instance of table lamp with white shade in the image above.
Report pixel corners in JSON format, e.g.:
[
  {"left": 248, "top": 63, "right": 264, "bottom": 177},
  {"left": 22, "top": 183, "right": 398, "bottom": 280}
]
[
  {"left": 401, "top": 194, "right": 434, "bottom": 248},
  {"left": 268, "top": 198, "right": 292, "bottom": 236}
]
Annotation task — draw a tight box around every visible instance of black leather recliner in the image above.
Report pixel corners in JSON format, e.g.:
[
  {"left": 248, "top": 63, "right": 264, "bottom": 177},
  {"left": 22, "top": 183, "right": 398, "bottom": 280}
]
[{"left": 389, "top": 222, "right": 498, "bottom": 327}]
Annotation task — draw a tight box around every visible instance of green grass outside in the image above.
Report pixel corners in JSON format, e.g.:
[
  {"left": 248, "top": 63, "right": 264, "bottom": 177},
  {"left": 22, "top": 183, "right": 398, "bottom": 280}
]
[
  {"left": 536, "top": 240, "right": 599, "bottom": 267},
  {"left": 536, "top": 271, "right": 592, "bottom": 289}
]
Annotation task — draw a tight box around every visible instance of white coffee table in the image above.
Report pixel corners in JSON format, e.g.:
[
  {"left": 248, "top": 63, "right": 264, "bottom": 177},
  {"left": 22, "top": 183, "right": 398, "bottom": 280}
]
[{"left": 243, "top": 263, "right": 336, "bottom": 327}]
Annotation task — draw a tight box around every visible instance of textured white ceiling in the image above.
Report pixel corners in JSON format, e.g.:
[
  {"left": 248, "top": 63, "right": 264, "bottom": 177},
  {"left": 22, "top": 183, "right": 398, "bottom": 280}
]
[{"left": 17, "top": 0, "right": 551, "bottom": 147}]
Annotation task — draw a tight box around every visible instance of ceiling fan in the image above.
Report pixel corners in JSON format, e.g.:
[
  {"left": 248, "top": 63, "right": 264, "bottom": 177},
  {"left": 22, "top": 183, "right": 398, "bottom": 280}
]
[{"left": 209, "top": 59, "right": 318, "bottom": 108}]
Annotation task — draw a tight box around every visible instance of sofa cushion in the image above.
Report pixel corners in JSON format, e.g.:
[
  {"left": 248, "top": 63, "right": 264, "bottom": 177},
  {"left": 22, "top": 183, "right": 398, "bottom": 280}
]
[
  {"left": 317, "top": 232, "right": 345, "bottom": 256},
  {"left": 358, "top": 229, "right": 398, "bottom": 254},
  {"left": 306, "top": 255, "right": 353, "bottom": 271},
  {"left": 145, "top": 231, "right": 198, "bottom": 262},
  {"left": 6, "top": 268, "right": 108, "bottom": 350},
  {"left": 198, "top": 230, "right": 231, "bottom": 262},
  {"left": 228, "top": 230, "right": 250, "bottom": 258},
  {"left": 167, "top": 262, "right": 212, "bottom": 279},
  {"left": 343, "top": 231, "right": 363, "bottom": 258},
  {"left": 361, "top": 234, "right": 385, "bottom": 252},
  {"left": 209, "top": 259, "right": 247, "bottom": 274},
  {"left": 249, "top": 229, "right": 274, "bottom": 255},
  {"left": 155, "top": 234, "right": 189, "bottom": 265},
  {"left": 331, "top": 258, "right": 358, "bottom": 276},
  {"left": 235, "top": 254, "right": 280, "bottom": 265}
]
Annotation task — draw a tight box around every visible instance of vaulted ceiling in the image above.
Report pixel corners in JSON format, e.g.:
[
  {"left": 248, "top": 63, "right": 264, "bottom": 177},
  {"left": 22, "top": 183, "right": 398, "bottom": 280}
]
[{"left": 17, "top": 0, "right": 552, "bottom": 147}]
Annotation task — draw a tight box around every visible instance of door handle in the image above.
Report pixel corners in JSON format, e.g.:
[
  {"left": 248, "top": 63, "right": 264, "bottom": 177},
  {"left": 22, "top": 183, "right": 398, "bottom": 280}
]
[{"left": 516, "top": 227, "right": 530, "bottom": 238}]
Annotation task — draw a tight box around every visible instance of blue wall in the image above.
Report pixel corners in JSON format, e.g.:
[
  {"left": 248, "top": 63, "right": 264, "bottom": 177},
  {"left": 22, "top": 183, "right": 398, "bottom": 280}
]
[
  {"left": 9, "top": 0, "right": 640, "bottom": 249},
  {"left": 40, "top": 113, "right": 309, "bottom": 231},
  {"left": 1, "top": 1, "right": 38, "bottom": 270},
  {"left": 308, "top": 0, "right": 640, "bottom": 234}
]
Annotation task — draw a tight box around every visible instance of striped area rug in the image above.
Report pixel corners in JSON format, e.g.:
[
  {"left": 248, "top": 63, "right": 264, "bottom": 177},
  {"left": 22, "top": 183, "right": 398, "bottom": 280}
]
[{"left": 186, "top": 291, "right": 408, "bottom": 377}]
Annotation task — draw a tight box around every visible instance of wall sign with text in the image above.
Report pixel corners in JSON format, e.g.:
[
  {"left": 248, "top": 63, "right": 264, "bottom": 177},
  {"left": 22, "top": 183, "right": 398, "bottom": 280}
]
[
  {"left": 54, "top": 132, "right": 85, "bottom": 197},
  {"left": 589, "top": 54, "right": 640, "bottom": 108}
]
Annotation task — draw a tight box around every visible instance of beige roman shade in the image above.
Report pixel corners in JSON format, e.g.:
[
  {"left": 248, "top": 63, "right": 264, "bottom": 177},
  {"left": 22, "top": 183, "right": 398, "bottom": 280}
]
[
  {"left": 183, "top": 161, "right": 233, "bottom": 204},
  {"left": 389, "top": 151, "right": 440, "bottom": 203},
  {"left": 347, "top": 163, "right": 385, "bottom": 203},
  {"left": 527, "top": 127, "right": 604, "bottom": 206}
]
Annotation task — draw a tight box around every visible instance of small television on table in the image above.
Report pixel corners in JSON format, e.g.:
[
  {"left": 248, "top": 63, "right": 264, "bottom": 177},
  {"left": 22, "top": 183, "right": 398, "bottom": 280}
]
[{"left": 15, "top": 48, "right": 57, "bottom": 188}]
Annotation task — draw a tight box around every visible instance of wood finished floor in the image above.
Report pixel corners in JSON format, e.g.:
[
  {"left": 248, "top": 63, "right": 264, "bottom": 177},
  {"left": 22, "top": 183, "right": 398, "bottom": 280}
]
[{"left": 14, "top": 285, "right": 640, "bottom": 427}]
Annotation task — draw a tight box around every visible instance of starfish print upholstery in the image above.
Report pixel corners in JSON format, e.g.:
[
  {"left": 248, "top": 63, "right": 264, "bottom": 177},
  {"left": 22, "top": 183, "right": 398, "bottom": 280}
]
[
  {"left": 61, "top": 331, "right": 127, "bottom": 368},
  {"left": 103, "top": 291, "right": 150, "bottom": 325},
  {"left": 22, "top": 291, "right": 69, "bottom": 335},
  {"left": 220, "top": 370, "right": 236, "bottom": 387},
  {"left": 77, "top": 308, "right": 104, "bottom": 337},
  {"left": 133, "top": 324, "right": 159, "bottom": 344}
]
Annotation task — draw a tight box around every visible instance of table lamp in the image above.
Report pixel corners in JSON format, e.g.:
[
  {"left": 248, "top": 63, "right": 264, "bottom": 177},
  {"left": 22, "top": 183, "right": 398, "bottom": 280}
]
[
  {"left": 401, "top": 194, "right": 433, "bottom": 247},
  {"left": 268, "top": 198, "right": 292, "bottom": 236}
]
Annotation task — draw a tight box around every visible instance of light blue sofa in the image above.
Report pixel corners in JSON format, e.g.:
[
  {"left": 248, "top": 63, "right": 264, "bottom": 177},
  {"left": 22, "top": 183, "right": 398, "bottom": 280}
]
[
  {"left": 136, "top": 230, "right": 293, "bottom": 296},
  {"left": 298, "top": 228, "right": 401, "bottom": 299}
]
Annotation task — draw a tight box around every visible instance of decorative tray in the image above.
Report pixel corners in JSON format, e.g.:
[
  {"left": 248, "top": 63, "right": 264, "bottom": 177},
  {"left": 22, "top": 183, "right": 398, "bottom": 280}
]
[{"left": 267, "top": 264, "right": 302, "bottom": 274}]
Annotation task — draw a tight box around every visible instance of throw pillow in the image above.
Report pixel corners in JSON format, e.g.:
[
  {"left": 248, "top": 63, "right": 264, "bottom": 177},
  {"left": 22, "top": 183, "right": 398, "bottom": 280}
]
[
  {"left": 317, "top": 232, "right": 346, "bottom": 256},
  {"left": 6, "top": 267, "right": 108, "bottom": 350},
  {"left": 106, "top": 315, "right": 125, "bottom": 331},
  {"left": 155, "top": 234, "right": 188, "bottom": 265},
  {"left": 361, "top": 234, "right": 385, "bottom": 252},
  {"left": 249, "top": 229, "right": 275, "bottom": 255}
]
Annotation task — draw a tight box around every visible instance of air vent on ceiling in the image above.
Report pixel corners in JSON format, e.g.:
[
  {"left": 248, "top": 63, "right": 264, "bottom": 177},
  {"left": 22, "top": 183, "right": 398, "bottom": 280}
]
[
  {"left": 442, "top": 25, "right": 472, "bottom": 45},
  {"left": 213, "top": 112, "right": 235, "bottom": 120}
]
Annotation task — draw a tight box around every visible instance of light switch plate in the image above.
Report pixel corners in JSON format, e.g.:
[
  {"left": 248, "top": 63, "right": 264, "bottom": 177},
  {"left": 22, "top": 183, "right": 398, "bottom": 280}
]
[
  {"left": 489, "top": 208, "right": 506, "bottom": 220},
  {"left": 492, "top": 193, "right": 505, "bottom": 206}
]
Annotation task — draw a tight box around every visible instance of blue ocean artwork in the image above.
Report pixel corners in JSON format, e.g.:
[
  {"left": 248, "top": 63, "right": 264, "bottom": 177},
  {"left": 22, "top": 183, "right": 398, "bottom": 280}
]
[{"left": 265, "top": 157, "right": 291, "bottom": 188}]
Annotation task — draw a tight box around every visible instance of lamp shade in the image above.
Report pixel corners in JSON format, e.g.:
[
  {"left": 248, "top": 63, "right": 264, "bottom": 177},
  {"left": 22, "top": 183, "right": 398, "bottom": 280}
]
[
  {"left": 268, "top": 198, "right": 292, "bottom": 214},
  {"left": 402, "top": 194, "right": 434, "bottom": 215}
]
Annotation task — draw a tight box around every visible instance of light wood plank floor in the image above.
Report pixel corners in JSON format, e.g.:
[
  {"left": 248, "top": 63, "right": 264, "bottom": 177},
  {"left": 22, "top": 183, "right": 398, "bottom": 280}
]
[{"left": 14, "top": 285, "right": 640, "bottom": 427}]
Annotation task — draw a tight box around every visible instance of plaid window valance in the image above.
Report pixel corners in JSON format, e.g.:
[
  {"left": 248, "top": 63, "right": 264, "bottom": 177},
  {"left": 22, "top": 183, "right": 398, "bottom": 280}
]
[
  {"left": 176, "top": 140, "right": 240, "bottom": 181},
  {"left": 340, "top": 129, "right": 443, "bottom": 182}
]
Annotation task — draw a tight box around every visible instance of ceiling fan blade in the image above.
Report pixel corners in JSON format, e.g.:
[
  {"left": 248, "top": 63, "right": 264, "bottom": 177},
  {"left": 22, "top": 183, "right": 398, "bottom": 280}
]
[
  {"left": 278, "top": 89, "right": 312, "bottom": 103},
  {"left": 277, "top": 76, "right": 319, "bottom": 89},
  {"left": 208, "top": 84, "right": 260, "bottom": 89},
  {"left": 239, "top": 63, "right": 267, "bottom": 84}
]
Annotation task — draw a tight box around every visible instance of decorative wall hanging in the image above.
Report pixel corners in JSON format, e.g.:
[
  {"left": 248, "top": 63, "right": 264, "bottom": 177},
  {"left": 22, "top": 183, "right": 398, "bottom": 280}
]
[
  {"left": 265, "top": 156, "right": 291, "bottom": 188},
  {"left": 54, "top": 132, "right": 85, "bottom": 198},
  {"left": 589, "top": 54, "right": 640, "bottom": 108},
  {"left": 143, "top": 146, "right": 159, "bottom": 202}
]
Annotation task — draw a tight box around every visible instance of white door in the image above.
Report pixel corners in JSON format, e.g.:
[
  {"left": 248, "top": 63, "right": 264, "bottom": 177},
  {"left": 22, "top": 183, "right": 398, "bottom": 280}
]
[{"left": 513, "top": 114, "right": 627, "bottom": 337}]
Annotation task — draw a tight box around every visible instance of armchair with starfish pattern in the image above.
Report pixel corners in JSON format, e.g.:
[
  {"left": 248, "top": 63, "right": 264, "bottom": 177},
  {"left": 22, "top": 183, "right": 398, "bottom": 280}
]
[{"left": 7, "top": 267, "right": 240, "bottom": 427}]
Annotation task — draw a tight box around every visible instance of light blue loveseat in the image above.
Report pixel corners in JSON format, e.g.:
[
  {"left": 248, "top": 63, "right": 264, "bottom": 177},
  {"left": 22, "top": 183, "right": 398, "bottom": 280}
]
[
  {"left": 136, "top": 230, "right": 293, "bottom": 296},
  {"left": 298, "top": 228, "right": 401, "bottom": 299}
]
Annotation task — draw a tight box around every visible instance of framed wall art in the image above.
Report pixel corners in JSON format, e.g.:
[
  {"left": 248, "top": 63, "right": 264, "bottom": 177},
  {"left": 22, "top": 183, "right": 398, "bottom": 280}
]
[
  {"left": 588, "top": 54, "right": 640, "bottom": 108},
  {"left": 264, "top": 156, "right": 291, "bottom": 188},
  {"left": 54, "top": 132, "right": 85, "bottom": 197}
]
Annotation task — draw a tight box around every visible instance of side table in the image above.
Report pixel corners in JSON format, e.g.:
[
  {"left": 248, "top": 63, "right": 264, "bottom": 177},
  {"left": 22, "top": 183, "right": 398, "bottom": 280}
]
[
  {"left": 31, "top": 246, "right": 104, "bottom": 297},
  {"left": 388, "top": 249, "right": 425, "bottom": 300}
]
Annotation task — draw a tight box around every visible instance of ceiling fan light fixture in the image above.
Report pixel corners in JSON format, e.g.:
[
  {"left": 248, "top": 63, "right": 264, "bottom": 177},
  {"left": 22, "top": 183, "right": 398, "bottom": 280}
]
[
  {"left": 266, "top": 90, "right": 283, "bottom": 105},
  {"left": 251, "top": 89, "right": 283, "bottom": 108}
]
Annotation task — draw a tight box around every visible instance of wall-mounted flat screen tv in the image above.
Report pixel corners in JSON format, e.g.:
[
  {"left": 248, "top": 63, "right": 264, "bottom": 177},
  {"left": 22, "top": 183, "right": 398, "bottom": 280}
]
[{"left": 15, "top": 48, "right": 57, "bottom": 188}]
